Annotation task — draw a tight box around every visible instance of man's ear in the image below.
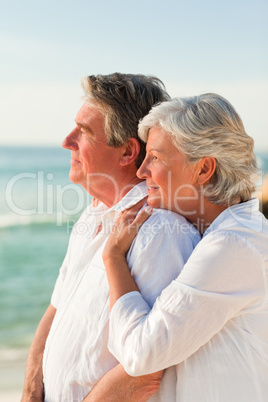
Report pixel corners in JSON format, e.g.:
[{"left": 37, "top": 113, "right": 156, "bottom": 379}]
[
  {"left": 120, "top": 138, "right": 141, "bottom": 166},
  {"left": 196, "top": 157, "right": 217, "bottom": 185}
]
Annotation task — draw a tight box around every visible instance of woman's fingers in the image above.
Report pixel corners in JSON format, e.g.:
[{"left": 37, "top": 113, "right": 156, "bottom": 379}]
[
  {"left": 120, "top": 197, "right": 148, "bottom": 219},
  {"left": 103, "top": 204, "right": 153, "bottom": 260},
  {"left": 119, "top": 205, "right": 153, "bottom": 242},
  {"left": 130, "top": 205, "right": 153, "bottom": 230},
  {"left": 118, "top": 200, "right": 152, "bottom": 233}
]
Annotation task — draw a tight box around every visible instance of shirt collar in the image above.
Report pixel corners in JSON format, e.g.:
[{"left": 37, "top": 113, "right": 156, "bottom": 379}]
[
  {"left": 203, "top": 198, "right": 261, "bottom": 237},
  {"left": 103, "top": 181, "right": 148, "bottom": 220}
]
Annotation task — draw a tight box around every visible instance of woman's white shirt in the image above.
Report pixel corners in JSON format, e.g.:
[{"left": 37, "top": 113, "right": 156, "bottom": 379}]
[{"left": 109, "top": 198, "right": 268, "bottom": 402}]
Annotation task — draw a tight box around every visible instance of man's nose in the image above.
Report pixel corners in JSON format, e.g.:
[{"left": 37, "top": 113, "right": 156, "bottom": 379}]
[{"left": 62, "top": 128, "right": 79, "bottom": 150}]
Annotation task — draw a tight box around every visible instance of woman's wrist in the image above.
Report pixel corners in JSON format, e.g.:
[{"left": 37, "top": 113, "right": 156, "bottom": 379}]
[
  {"left": 103, "top": 253, "right": 139, "bottom": 308},
  {"left": 103, "top": 252, "right": 126, "bottom": 271}
]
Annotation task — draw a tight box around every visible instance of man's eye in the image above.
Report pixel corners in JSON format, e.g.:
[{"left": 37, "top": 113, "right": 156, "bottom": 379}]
[{"left": 152, "top": 155, "right": 158, "bottom": 161}]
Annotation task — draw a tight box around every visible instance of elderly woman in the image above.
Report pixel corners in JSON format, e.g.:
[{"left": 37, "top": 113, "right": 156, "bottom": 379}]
[{"left": 102, "top": 93, "right": 268, "bottom": 401}]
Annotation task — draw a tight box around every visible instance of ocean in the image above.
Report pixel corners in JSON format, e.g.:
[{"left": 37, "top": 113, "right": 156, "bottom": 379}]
[
  {"left": 0, "top": 146, "right": 91, "bottom": 394},
  {"left": 0, "top": 146, "right": 268, "bottom": 395}
]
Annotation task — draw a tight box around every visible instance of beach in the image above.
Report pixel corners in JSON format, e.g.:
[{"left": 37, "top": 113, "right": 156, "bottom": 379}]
[
  {"left": 0, "top": 391, "right": 23, "bottom": 402},
  {"left": 0, "top": 350, "right": 26, "bottom": 400}
]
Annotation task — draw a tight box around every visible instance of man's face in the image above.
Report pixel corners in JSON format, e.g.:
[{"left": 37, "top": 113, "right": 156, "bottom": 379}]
[{"left": 62, "top": 104, "right": 124, "bottom": 203}]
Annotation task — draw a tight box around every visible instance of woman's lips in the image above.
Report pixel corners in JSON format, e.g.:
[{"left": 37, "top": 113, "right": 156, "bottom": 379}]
[{"left": 147, "top": 186, "right": 159, "bottom": 193}]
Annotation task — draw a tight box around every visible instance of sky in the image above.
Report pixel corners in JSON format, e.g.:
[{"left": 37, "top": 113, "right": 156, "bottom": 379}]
[{"left": 0, "top": 0, "right": 267, "bottom": 151}]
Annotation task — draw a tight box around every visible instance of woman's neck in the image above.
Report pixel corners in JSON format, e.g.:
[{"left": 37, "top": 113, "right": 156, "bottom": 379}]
[{"left": 190, "top": 200, "right": 228, "bottom": 235}]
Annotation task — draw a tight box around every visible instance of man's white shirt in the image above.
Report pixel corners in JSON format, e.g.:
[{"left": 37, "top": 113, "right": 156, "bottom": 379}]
[{"left": 42, "top": 182, "right": 200, "bottom": 401}]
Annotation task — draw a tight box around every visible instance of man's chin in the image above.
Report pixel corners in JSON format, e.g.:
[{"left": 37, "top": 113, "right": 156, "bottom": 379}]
[{"left": 69, "top": 171, "right": 81, "bottom": 185}]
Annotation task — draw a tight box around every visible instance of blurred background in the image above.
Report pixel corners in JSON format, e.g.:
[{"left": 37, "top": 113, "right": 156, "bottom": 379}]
[{"left": 0, "top": 0, "right": 267, "bottom": 399}]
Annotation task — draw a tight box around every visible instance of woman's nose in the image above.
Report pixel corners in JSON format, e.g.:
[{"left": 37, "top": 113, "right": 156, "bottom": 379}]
[{"left": 137, "top": 159, "right": 150, "bottom": 179}]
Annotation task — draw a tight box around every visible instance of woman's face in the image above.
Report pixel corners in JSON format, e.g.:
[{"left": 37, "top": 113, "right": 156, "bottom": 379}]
[{"left": 137, "top": 127, "right": 199, "bottom": 217}]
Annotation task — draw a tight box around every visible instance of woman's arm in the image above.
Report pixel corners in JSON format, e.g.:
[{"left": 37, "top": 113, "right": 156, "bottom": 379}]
[
  {"left": 104, "top": 210, "right": 265, "bottom": 376},
  {"left": 103, "top": 205, "right": 153, "bottom": 308}
]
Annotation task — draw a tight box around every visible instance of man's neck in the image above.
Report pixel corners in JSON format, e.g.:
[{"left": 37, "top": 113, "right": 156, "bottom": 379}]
[{"left": 93, "top": 177, "right": 143, "bottom": 208}]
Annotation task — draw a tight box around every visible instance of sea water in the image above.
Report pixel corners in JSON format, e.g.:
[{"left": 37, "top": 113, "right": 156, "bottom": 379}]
[
  {"left": 0, "top": 146, "right": 90, "bottom": 364},
  {"left": 0, "top": 146, "right": 268, "bottom": 392}
]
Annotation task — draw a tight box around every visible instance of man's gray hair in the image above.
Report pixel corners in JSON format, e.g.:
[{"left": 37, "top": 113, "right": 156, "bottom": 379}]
[
  {"left": 138, "top": 93, "right": 260, "bottom": 205},
  {"left": 81, "top": 73, "right": 170, "bottom": 167}
]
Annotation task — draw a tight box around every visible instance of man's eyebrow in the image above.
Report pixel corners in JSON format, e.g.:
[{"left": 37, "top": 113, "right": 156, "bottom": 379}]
[{"left": 75, "top": 121, "right": 94, "bottom": 134}]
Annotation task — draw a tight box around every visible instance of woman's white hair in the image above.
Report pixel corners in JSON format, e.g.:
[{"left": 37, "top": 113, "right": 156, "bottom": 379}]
[{"left": 138, "top": 93, "right": 260, "bottom": 205}]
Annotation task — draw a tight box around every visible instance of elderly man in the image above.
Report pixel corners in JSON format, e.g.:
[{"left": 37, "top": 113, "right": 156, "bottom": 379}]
[{"left": 21, "top": 73, "right": 200, "bottom": 401}]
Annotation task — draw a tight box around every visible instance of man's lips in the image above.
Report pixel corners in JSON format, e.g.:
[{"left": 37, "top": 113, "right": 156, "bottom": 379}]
[{"left": 71, "top": 158, "right": 81, "bottom": 165}]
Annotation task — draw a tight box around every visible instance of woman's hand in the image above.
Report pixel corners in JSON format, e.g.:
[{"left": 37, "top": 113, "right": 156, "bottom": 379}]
[
  {"left": 103, "top": 199, "right": 153, "bottom": 263},
  {"left": 103, "top": 199, "right": 153, "bottom": 308}
]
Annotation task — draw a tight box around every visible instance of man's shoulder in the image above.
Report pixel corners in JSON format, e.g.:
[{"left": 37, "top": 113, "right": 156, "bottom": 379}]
[
  {"left": 150, "top": 208, "right": 189, "bottom": 224},
  {"left": 149, "top": 208, "right": 197, "bottom": 232},
  {"left": 137, "top": 208, "right": 200, "bottom": 243}
]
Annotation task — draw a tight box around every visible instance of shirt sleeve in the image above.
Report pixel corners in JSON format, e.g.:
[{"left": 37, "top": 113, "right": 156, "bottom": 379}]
[{"left": 108, "top": 231, "right": 265, "bottom": 376}]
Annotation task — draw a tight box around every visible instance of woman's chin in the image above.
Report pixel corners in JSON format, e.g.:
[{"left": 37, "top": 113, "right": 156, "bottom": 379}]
[
  {"left": 147, "top": 197, "right": 176, "bottom": 213},
  {"left": 147, "top": 197, "right": 162, "bottom": 209}
]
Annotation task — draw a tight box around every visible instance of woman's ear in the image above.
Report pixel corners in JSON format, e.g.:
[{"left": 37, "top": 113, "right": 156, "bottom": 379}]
[
  {"left": 196, "top": 157, "right": 217, "bottom": 185},
  {"left": 120, "top": 138, "right": 141, "bottom": 166}
]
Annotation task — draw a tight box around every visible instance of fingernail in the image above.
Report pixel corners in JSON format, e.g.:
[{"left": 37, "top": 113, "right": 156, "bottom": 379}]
[{"left": 145, "top": 206, "right": 153, "bottom": 213}]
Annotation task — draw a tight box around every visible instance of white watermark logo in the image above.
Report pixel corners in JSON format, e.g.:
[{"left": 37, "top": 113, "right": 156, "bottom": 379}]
[
  {"left": 5, "top": 171, "right": 91, "bottom": 227},
  {"left": 4, "top": 170, "right": 266, "bottom": 233}
]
